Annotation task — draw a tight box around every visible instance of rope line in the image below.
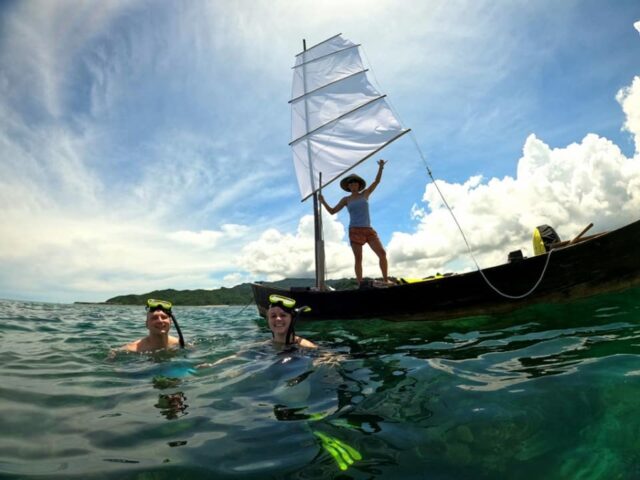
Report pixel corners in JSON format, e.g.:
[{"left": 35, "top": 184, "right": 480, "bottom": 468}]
[
  {"left": 361, "top": 46, "right": 552, "bottom": 300},
  {"left": 234, "top": 296, "right": 256, "bottom": 317}
]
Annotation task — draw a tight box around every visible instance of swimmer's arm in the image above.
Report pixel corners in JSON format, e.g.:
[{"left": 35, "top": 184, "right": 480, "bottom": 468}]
[
  {"left": 194, "top": 344, "right": 259, "bottom": 369},
  {"left": 107, "top": 340, "right": 141, "bottom": 359},
  {"left": 195, "top": 354, "right": 237, "bottom": 369},
  {"left": 297, "top": 336, "right": 318, "bottom": 349}
]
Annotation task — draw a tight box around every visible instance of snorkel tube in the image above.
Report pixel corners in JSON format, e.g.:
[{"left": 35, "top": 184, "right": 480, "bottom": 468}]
[
  {"left": 286, "top": 305, "right": 311, "bottom": 345},
  {"left": 170, "top": 312, "right": 185, "bottom": 349}
]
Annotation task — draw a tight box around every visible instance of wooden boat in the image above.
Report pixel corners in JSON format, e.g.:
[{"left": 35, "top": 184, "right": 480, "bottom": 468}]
[{"left": 252, "top": 218, "right": 640, "bottom": 321}]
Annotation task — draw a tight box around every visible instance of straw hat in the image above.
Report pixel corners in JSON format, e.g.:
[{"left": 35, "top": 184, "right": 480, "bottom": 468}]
[{"left": 340, "top": 174, "right": 366, "bottom": 192}]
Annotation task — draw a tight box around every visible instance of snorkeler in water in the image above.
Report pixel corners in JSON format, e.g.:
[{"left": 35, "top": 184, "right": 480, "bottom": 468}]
[
  {"left": 267, "top": 294, "right": 317, "bottom": 349},
  {"left": 196, "top": 294, "right": 317, "bottom": 369},
  {"left": 120, "top": 299, "right": 185, "bottom": 353}
]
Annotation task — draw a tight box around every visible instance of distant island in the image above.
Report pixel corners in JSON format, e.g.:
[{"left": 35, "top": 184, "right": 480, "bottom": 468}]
[{"left": 102, "top": 278, "right": 358, "bottom": 306}]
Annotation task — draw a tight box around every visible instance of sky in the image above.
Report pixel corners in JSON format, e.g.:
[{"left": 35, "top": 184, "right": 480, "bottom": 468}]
[{"left": 1, "top": 0, "right": 640, "bottom": 303}]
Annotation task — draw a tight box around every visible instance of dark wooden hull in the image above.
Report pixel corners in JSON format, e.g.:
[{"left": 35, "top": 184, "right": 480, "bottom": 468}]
[{"left": 251, "top": 219, "right": 640, "bottom": 322}]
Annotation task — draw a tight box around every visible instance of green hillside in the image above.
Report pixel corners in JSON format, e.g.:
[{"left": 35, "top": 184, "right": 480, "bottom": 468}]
[{"left": 105, "top": 278, "right": 358, "bottom": 305}]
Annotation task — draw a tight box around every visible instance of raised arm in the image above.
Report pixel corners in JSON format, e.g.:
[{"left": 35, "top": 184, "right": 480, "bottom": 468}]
[
  {"left": 319, "top": 194, "right": 346, "bottom": 215},
  {"left": 364, "top": 159, "right": 386, "bottom": 197}
]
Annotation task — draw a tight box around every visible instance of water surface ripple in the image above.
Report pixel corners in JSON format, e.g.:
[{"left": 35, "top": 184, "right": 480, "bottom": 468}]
[{"left": 1, "top": 290, "right": 640, "bottom": 479}]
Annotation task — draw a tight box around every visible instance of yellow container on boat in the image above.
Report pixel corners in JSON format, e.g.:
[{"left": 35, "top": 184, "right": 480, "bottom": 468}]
[
  {"left": 399, "top": 274, "right": 444, "bottom": 284},
  {"left": 532, "top": 228, "right": 546, "bottom": 256},
  {"left": 533, "top": 225, "right": 561, "bottom": 256}
]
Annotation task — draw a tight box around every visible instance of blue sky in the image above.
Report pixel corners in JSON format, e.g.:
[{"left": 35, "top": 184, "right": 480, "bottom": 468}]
[{"left": 1, "top": 0, "right": 640, "bottom": 303}]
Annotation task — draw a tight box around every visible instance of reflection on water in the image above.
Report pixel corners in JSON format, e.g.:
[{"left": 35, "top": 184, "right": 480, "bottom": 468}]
[{"left": 0, "top": 289, "right": 640, "bottom": 478}]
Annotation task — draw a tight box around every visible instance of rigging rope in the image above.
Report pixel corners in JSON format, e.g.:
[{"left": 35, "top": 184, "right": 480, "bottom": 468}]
[
  {"left": 234, "top": 296, "right": 256, "bottom": 317},
  {"left": 361, "top": 47, "right": 553, "bottom": 300}
]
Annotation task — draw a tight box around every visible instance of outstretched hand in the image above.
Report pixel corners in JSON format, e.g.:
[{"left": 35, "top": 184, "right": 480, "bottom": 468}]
[{"left": 377, "top": 159, "right": 386, "bottom": 168}]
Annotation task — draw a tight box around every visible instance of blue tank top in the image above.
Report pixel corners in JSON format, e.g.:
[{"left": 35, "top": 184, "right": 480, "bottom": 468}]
[{"left": 346, "top": 196, "right": 370, "bottom": 228}]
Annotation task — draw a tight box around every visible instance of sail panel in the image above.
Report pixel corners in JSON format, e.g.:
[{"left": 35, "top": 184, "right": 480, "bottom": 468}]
[
  {"left": 294, "top": 35, "right": 355, "bottom": 65},
  {"left": 292, "top": 99, "right": 407, "bottom": 200},
  {"left": 291, "top": 47, "right": 364, "bottom": 99},
  {"left": 291, "top": 34, "right": 408, "bottom": 200},
  {"left": 290, "top": 72, "right": 382, "bottom": 142}
]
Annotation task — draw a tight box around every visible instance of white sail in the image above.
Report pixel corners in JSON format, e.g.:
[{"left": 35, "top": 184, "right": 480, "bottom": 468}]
[{"left": 291, "top": 34, "right": 410, "bottom": 201}]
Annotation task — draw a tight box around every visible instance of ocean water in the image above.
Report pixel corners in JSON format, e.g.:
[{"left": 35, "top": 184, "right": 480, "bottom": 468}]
[{"left": 1, "top": 290, "right": 640, "bottom": 480}]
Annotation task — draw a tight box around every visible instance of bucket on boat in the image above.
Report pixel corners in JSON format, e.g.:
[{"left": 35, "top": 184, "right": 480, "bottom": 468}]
[{"left": 533, "top": 225, "right": 561, "bottom": 255}]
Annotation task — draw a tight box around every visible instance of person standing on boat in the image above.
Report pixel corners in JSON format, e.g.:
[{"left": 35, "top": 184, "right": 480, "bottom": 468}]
[{"left": 319, "top": 159, "right": 390, "bottom": 286}]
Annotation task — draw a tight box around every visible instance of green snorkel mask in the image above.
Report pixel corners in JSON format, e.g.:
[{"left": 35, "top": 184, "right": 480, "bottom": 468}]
[
  {"left": 268, "top": 294, "right": 311, "bottom": 345},
  {"left": 146, "top": 298, "right": 185, "bottom": 349}
]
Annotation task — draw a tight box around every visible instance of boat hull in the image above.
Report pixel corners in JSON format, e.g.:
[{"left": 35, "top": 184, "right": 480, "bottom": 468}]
[{"left": 251, "top": 219, "right": 640, "bottom": 322}]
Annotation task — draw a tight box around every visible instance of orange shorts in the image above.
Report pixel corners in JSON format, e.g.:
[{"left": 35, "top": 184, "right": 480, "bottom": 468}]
[{"left": 349, "top": 227, "right": 379, "bottom": 246}]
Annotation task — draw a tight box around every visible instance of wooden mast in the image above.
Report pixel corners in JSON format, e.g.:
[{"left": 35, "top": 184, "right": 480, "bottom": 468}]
[{"left": 302, "top": 39, "right": 326, "bottom": 290}]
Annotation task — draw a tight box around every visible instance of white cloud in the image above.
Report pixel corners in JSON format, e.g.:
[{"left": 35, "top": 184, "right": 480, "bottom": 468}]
[
  {"left": 241, "top": 214, "right": 387, "bottom": 281},
  {"left": 0, "top": 1, "right": 135, "bottom": 118},
  {"left": 169, "top": 224, "right": 249, "bottom": 248},
  {"left": 616, "top": 76, "right": 640, "bottom": 154},
  {"left": 0, "top": 1, "right": 303, "bottom": 302},
  {"left": 0, "top": 210, "right": 255, "bottom": 301},
  {"left": 387, "top": 132, "right": 640, "bottom": 278},
  {"left": 168, "top": 230, "right": 224, "bottom": 248},
  {"left": 223, "top": 272, "right": 252, "bottom": 287}
]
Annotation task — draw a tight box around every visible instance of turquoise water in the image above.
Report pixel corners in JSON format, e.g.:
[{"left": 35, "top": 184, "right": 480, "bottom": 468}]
[{"left": 1, "top": 290, "right": 640, "bottom": 480}]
